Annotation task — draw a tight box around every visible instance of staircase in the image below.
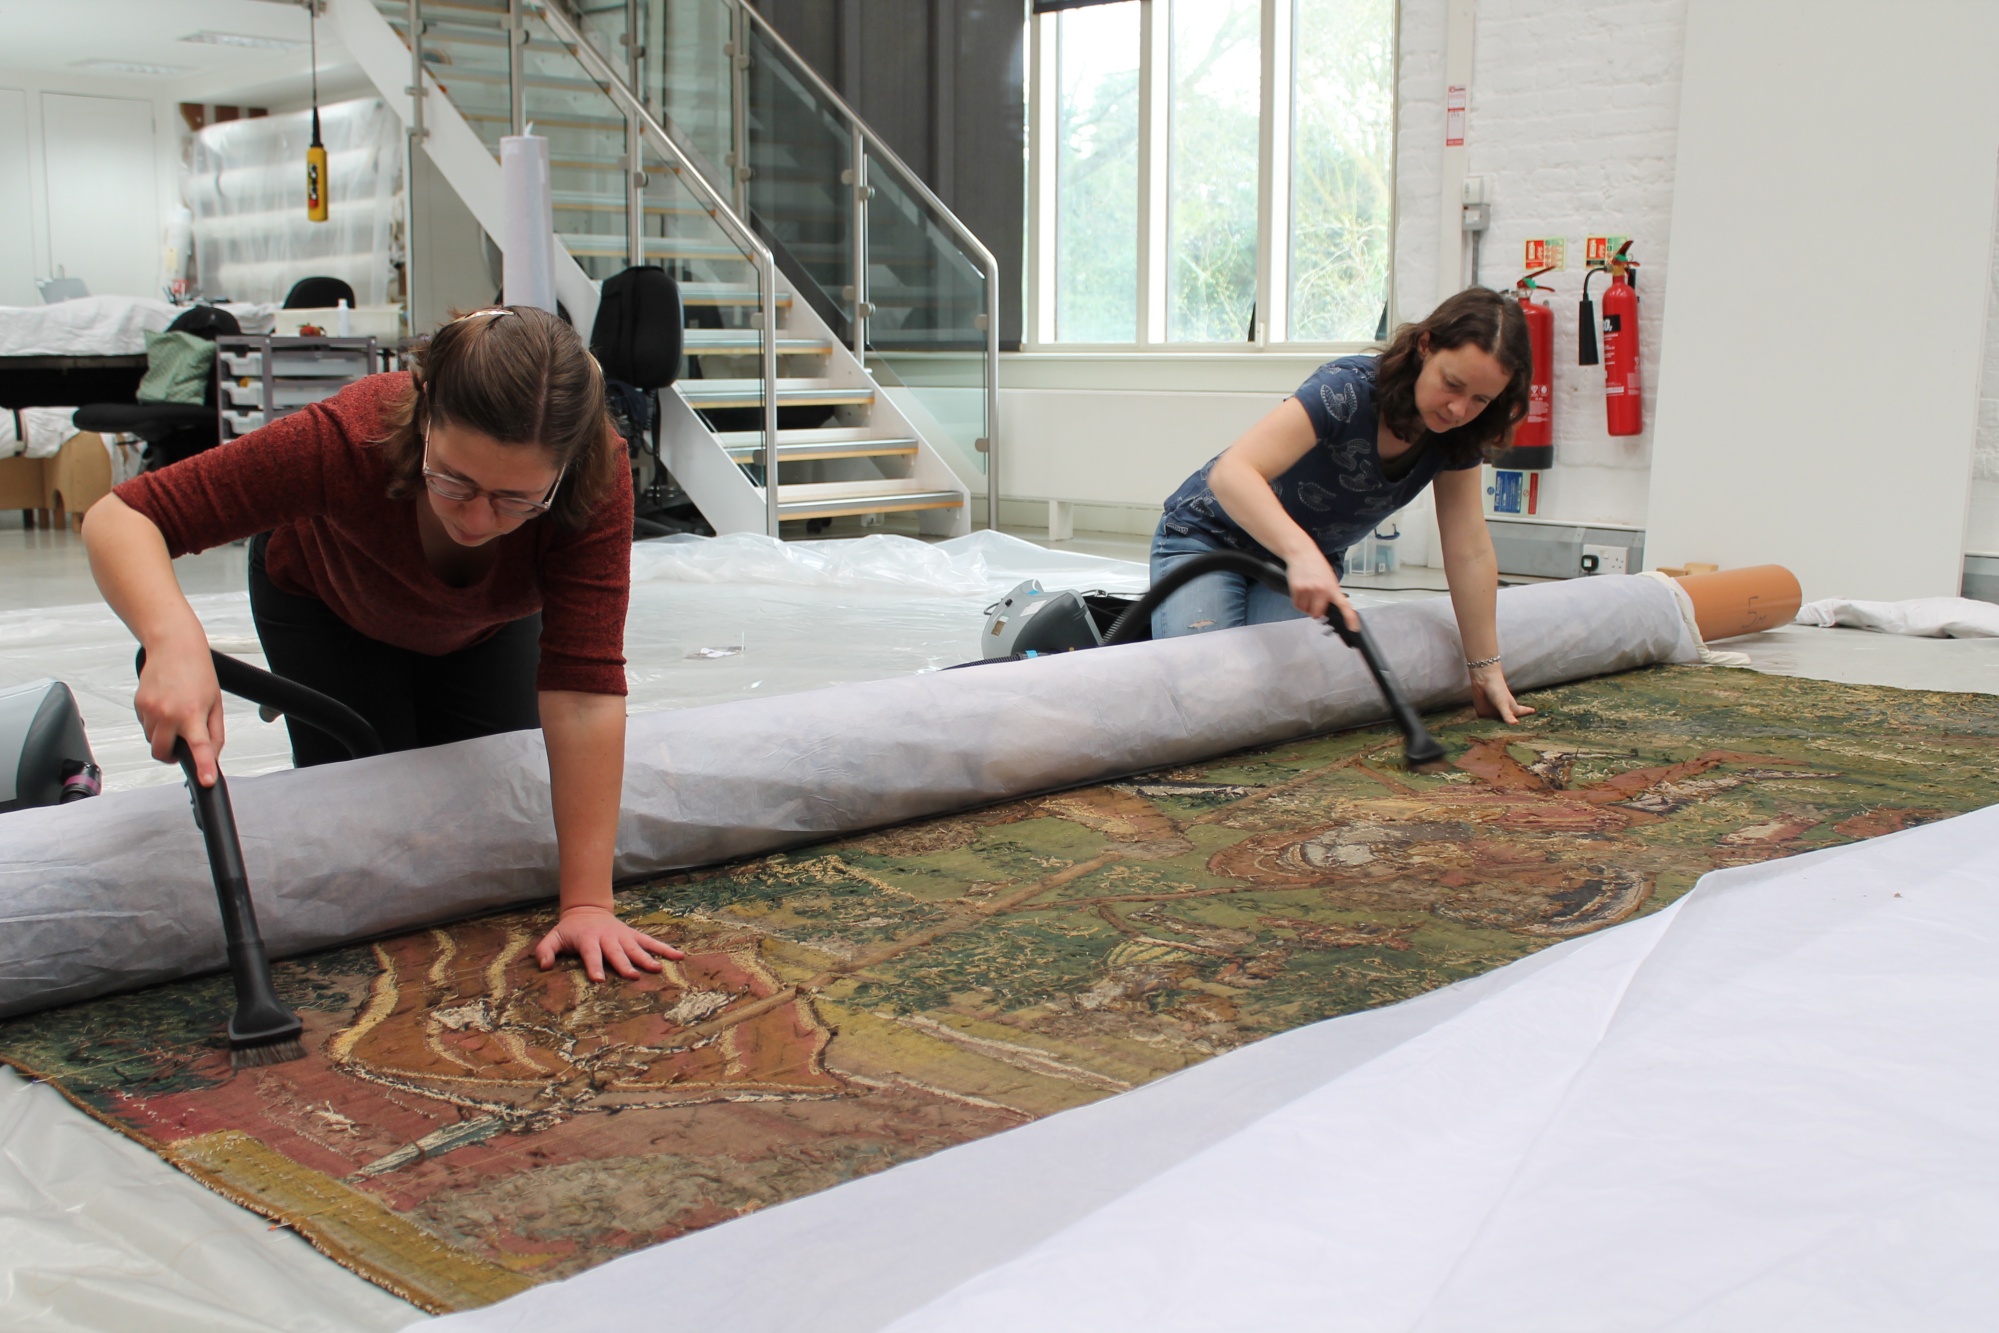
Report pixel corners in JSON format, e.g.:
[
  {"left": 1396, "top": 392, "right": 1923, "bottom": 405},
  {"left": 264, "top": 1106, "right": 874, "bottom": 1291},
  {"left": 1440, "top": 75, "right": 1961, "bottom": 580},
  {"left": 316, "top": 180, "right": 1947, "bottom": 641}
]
[{"left": 328, "top": 0, "right": 998, "bottom": 538}]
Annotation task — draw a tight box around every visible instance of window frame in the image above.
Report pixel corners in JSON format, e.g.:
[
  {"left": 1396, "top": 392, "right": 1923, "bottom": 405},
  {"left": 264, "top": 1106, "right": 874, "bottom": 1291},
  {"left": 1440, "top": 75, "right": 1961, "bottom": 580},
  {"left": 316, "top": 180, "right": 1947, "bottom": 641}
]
[{"left": 1026, "top": 0, "right": 1400, "bottom": 354}]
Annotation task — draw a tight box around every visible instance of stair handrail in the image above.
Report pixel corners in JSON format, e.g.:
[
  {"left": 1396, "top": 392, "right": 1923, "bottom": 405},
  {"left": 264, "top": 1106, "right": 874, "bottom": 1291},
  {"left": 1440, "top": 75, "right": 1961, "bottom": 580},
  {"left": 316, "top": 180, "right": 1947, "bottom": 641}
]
[
  {"left": 715, "top": 0, "right": 1002, "bottom": 532},
  {"left": 524, "top": 0, "right": 786, "bottom": 537}
]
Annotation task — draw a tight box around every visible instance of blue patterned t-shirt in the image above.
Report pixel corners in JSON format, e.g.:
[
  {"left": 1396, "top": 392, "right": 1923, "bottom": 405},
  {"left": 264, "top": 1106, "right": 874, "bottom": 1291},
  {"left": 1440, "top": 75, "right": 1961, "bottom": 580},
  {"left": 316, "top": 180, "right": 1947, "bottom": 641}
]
[{"left": 1158, "top": 356, "right": 1474, "bottom": 573}]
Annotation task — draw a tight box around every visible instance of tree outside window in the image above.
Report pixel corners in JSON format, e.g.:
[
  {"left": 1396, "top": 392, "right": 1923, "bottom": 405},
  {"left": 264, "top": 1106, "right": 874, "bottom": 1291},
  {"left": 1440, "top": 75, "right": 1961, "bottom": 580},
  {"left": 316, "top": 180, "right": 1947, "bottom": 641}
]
[{"left": 1037, "top": 0, "right": 1394, "bottom": 348}]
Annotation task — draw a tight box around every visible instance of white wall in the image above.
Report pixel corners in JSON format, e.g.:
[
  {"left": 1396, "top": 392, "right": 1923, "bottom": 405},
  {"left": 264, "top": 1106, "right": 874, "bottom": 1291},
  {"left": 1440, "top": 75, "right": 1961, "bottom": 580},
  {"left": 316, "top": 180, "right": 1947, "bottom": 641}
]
[
  {"left": 1394, "top": 0, "right": 1687, "bottom": 530},
  {"left": 0, "top": 89, "right": 36, "bottom": 306},
  {"left": 1643, "top": 0, "right": 1999, "bottom": 602},
  {"left": 1971, "top": 208, "right": 1999, "bottom": 557},
  {"left": 0, "top": 71, "right": 187, "bottom": 305},
  {"left": 42, "top": 93, "right": 160, "bottom": 300}
]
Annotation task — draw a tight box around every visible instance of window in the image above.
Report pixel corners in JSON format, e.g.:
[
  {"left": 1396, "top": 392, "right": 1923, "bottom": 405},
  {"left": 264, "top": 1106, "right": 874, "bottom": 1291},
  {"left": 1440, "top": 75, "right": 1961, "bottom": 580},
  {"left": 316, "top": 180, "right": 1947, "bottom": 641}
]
[
  {"left": 1031, "top": 0, "right": 1397, "bottom": 348},
  {"left": 1289, "top": 0, "right": 1395, "bottom": 342},
  {"left": 1055, "top": 4, "right": 1142, "bottom": 342},
  {"left": 1167, "top": 0, "right": 1261, "bottom": 342}
]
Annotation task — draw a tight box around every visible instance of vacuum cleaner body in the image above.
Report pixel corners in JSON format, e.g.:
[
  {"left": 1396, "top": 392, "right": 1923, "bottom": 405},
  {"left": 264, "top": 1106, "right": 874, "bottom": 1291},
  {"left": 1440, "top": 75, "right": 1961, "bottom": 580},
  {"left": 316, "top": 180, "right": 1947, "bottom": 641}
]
[
  {"left": 984, "top": 581, "right": 1151, "bottom": 660},
  {"left": 0, "top": 678, "right": 101, "bottom": 813},
  {"left": 984, "top": 580, "right": 1102, "bottom": 658}
]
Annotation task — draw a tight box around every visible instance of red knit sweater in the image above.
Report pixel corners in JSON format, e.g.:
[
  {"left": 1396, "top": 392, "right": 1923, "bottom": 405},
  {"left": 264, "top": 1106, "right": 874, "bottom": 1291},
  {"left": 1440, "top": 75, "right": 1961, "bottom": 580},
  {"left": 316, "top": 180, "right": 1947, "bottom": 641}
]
[{"left": 114, "top": 373, "right": 632, "bottom": 696}]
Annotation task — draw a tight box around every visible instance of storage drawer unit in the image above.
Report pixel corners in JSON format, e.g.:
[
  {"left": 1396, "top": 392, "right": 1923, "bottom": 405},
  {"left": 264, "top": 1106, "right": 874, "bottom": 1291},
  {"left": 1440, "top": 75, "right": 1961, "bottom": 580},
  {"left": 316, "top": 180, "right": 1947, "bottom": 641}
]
[{"left": 215, "top": 335, "right": 378, "bottom": 442}]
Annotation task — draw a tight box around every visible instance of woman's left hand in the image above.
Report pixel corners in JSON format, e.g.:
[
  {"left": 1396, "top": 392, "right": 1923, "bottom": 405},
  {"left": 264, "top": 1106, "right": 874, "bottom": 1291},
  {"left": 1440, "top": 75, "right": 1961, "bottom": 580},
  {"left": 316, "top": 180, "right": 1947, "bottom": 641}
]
[
  {"left": 533, "top": 904, "right": 685, "bottom": 982},
  {"left": 1470, "top": 662, "right": 1536, "bottom": 725}
]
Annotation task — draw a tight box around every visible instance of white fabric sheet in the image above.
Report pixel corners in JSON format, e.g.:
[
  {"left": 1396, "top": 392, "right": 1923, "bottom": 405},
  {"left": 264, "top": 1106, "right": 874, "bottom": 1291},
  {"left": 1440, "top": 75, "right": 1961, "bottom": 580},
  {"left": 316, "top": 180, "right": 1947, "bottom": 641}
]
[
  {"left": 0, "top": 1069, "right": 419, "bottom": 1332},
  {"left": 0, "top": 296, "right": 175, "bottom": 356},
  {"left": 422, "top": 803, "right": 1999, "bottom": 1333},
  {"left": 1797, "top": 595, "right": 1999, "bottom": 639},
  {"left": 21, "top": 406, "right": 81, "bottom": 459}
]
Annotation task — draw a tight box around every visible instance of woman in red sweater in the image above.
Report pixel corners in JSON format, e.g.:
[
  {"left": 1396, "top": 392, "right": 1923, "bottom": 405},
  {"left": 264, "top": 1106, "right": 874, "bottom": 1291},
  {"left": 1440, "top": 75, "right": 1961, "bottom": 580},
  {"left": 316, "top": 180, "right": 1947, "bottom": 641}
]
[{"left": 83, "top": 306, "right": 678, "bottom": 983}]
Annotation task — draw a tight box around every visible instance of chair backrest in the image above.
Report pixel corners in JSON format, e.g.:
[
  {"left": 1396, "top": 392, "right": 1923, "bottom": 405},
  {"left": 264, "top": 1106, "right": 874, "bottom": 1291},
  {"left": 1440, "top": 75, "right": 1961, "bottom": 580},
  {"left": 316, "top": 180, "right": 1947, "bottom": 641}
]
[
  {"left": 590, "top": 266, "right": 683, "bottom": 392},
  {"left": 165, "top": 307, "right": 240, "bottom": 410},
  {"left": 167, "top": 305, "right": 242, "bottom": 340},
  {"left": 283, "top": 276, "right": 357, "bottom": 309}
]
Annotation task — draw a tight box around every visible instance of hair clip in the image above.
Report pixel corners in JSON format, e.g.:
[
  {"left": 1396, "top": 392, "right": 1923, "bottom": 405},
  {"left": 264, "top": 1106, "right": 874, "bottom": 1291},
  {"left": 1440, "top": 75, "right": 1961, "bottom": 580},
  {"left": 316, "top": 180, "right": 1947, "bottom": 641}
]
[{"left": 456, "top": 308, "right": 515, "bottom": 322}]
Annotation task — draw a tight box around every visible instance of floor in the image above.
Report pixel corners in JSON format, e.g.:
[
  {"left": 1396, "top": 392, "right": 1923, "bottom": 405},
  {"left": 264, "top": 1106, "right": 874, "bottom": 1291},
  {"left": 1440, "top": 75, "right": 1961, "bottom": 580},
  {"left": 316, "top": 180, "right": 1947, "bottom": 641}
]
[{"left": 1, "top": 508, "right": 1995, "bottom": 1333}]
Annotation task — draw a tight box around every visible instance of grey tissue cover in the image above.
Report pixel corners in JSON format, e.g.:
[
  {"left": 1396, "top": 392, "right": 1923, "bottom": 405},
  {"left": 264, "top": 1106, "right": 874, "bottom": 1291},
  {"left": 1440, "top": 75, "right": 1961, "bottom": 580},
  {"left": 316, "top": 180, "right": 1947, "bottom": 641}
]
[{"left": 0, "top": 576, "right": 1693, "bottom": 1019}]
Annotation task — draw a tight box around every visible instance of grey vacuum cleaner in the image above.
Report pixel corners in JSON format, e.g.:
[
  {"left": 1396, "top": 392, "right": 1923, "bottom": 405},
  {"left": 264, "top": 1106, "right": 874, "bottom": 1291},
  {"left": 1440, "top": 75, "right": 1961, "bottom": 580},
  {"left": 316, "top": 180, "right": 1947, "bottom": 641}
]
[
  {"left": 983, "top": 580, "right": 1108, "bottom": 658},
  {"left": 0, "top": 678, "right": 100, "bottom": 813}
]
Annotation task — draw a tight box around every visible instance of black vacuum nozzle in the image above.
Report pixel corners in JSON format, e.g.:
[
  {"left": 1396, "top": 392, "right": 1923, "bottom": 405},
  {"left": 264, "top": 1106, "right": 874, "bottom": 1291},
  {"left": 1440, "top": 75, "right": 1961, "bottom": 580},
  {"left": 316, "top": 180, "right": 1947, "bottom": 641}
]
[{"left": 1325, "top": 616, "right": 1451, "bottom": 772}]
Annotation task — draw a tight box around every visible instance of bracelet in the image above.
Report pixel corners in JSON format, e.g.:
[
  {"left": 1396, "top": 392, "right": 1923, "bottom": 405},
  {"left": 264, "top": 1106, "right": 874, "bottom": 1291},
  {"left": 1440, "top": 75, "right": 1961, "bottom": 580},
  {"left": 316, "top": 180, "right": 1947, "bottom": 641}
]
[{"left": 1465, "top": 653, "right": 1502, "bottom": 670}]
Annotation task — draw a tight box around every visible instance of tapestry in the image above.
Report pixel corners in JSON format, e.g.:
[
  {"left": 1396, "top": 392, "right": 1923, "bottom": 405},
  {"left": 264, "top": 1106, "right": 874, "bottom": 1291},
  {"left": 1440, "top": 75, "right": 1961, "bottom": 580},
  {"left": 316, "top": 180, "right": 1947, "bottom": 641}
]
[{"left": 4, "top": 665, "right": 1996, "bottom": 1312}]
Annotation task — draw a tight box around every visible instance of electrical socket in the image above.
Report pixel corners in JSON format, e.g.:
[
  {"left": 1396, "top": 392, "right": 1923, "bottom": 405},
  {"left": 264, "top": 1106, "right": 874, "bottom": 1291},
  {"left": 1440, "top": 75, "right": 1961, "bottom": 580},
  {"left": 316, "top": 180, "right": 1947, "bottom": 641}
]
[{"left": 1580, "top": 544, "right": 1628, "bottom": 577}]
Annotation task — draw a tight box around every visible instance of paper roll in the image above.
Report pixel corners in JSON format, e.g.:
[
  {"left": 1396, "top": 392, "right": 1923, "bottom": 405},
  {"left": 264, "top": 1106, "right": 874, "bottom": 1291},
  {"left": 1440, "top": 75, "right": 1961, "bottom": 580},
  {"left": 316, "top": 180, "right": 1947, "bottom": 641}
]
[{"left": 499, "top": 134, "right": 557, "bottom": 313}]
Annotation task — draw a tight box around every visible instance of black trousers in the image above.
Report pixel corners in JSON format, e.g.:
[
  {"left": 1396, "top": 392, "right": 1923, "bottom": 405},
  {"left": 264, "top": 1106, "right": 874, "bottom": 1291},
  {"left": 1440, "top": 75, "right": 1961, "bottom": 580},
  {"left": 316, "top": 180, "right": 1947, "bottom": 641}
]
[{"left": 248, "top": 534, "right": 542, "bottom": 768}]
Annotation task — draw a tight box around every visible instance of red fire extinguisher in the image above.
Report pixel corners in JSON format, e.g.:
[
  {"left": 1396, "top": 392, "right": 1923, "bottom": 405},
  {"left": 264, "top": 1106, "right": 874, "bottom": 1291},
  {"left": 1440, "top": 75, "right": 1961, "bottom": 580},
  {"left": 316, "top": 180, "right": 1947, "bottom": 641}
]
[
  {"left": 1503, "top": 267, "right": 1557, "bottom": 469},
  {"left": 1600, "top": 241, "right": 1641, "bottom": 436}
]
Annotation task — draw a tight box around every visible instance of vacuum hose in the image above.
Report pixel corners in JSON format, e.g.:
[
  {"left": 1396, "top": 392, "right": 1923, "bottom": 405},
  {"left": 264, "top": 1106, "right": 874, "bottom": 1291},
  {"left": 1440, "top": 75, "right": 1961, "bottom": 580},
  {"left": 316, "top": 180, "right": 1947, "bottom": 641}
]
[
  {"left": 1102, "top": 551, "right": 1448, "bottom": 771},
  {"left": 135, "top": 648, "right": 385, "bottom": 760}
]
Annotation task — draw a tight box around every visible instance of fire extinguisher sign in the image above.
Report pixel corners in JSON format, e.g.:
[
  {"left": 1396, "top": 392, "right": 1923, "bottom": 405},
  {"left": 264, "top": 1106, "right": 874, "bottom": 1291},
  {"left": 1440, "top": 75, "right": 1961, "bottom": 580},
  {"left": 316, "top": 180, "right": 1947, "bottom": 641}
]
[
  {"left": 1585, "top": 235, "right": 1630, "bottom": 269},
  {"left": 1522, "top": 238, "right": 1566, "bottom": 272}
]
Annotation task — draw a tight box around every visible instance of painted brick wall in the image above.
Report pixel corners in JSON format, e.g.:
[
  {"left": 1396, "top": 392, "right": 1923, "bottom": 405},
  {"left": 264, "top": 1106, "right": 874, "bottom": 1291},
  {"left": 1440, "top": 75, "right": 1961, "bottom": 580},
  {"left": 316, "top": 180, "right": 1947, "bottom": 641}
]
[
  {"left": 1395, "top": 0, "right": 1689, "bottom": 530},
  {"left": 1971, "top": 219, "right": 1999, "bottom": 553}
]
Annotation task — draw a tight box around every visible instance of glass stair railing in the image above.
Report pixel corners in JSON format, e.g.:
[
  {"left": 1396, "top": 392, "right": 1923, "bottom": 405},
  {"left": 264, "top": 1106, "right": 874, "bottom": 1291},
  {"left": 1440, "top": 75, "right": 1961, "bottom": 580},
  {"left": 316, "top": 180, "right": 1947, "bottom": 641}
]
[
  {"left": 639, "top": 0, "right": 1000, "bottom": 508},
  {"left": 364, "top": 0, "right": 987, "bottom": 535}
]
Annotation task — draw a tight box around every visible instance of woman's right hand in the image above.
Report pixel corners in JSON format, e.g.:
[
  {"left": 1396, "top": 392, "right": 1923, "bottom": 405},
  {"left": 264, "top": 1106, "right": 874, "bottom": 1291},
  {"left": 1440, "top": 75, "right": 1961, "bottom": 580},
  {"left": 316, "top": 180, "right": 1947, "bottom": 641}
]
[
  {"left": 1285, "top": 547, "right": 1359, "bottom": 630},
  {"left": 135, "top": 636, "right": 225, "bottom": 786}
]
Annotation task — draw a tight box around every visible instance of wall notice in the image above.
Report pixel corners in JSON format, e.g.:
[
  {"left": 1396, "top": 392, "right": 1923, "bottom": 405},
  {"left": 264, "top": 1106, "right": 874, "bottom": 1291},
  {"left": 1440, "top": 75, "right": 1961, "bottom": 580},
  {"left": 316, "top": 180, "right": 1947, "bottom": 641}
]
[
  {"left": 1585, "top": 235, "right": 1631, "bottom": 268},
  {"left": 1445, "top": 85, "right": 1466, "bottom": 146},
  {"left": 1523, "top": 237, "right": 1567, "bottom": 272}
]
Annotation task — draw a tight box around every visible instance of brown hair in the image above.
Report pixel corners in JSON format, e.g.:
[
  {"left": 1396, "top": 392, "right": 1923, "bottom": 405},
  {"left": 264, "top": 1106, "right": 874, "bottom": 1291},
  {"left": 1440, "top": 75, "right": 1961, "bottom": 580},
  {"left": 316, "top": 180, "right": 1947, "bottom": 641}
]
[
  {"left": 1374, "top": 286, "right": 1532, "bottom": 469},
  {"left": 375, "top": 305, "right": 619, "bottom": 531}
]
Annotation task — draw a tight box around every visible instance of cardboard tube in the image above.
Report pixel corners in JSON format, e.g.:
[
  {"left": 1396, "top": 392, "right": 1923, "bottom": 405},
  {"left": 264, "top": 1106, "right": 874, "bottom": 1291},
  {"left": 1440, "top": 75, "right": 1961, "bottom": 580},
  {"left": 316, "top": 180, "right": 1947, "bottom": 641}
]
[
  {"left": 1673, "top": 565, "right": 1802, "bottom": 641},
  {"left": 500, "top": 135, "right": 557, "bottom": 314}
]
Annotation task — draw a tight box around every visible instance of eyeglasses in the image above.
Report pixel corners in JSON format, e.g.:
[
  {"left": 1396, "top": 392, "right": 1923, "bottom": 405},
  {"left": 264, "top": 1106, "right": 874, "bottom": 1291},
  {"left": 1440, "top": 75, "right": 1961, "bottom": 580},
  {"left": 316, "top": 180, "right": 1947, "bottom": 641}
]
[{"left": 421, "top": 431, "right": 564, "bottom": 519}]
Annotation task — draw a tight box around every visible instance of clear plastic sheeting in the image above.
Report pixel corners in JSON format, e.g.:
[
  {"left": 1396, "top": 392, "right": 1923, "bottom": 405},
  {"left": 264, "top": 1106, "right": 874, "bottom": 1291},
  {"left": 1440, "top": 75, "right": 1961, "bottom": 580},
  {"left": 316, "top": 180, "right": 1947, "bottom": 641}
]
[
  {"left": 0, "top": 573, "right": 1692, "bottom": 1020},
  {"left": 0, "top": 1067, "right": 422, "bottom": 1333},
  {"left": 186, "top": 99, "right": 403, "bottom": 306},
  {"left": 0, "top": 593, "right": 289, "bottom": 795},
  {"left": 421, "top": 803, "right": 1999, "bottom": 1333},
  {"left": 619, "top": 532, "right": 1153, "bottom": 712},
  {"left": 0, "top": 532, "right": 1154, "bottom": 795}
]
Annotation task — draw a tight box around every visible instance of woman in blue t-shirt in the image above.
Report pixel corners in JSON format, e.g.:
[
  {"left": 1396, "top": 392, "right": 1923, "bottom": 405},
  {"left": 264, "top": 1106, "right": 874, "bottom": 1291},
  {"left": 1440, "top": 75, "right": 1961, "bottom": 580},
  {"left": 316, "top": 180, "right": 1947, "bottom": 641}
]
[{"left": 1152, "top": 286, "right": 1536, "bottom": 724}]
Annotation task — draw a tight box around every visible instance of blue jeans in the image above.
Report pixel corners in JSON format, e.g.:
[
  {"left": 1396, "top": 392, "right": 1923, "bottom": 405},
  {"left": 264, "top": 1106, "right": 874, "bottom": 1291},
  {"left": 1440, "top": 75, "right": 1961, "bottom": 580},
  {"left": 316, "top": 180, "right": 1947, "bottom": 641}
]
[{"left": 1149, "top": 530, "right": 1307, "bottom": 639}]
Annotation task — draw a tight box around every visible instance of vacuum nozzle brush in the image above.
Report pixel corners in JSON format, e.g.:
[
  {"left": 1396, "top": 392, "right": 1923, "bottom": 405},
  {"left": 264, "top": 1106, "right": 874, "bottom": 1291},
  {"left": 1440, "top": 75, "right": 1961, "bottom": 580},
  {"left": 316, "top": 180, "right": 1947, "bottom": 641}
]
[{"left": 1325, "top": 616, "right": 1452, "bottom": 772}]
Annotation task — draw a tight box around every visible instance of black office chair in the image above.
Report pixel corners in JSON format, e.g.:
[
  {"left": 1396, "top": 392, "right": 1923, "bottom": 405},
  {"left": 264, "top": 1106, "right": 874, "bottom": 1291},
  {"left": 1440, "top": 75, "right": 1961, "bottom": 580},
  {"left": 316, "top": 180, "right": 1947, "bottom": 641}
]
[
  {"left": 589, "top": 266, "right": 705, "bottom": 537},
  {"left": 283, "top": 276, "right": 356, "bottom": 309},
  {"left": 73, "top": 305, "right": 241, "bottom": 469}
]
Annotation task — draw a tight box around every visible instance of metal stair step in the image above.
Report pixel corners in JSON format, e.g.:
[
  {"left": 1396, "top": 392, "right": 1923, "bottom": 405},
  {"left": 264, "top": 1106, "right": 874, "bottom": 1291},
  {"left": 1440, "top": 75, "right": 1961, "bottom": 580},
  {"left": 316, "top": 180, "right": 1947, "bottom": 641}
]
[
  {"left": 683, "top": 331, "right": 831, "bottom": 354},
  {"left": 772, "top": 480, "right": 964, "bottom": 521},
  {"left": 552, "top": 191, "right": 703, "bottom": 217},
  {"left": 680, "top": 284, "right": 793, "bottom": 308},
  {"left": 681, "top": 380, "right": 874, "bottom": 410},
  {"left": 717, "top": 428, "right": 918, "bottom": 462},
  {"left": 560, "top": 233, "right": 744, "bottom": 260}
]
